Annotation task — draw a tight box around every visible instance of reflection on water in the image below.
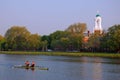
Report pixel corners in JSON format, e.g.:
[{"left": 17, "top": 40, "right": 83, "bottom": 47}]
[
  {"left": 0, "top": 54, "right": 120, "bottom": 80},
  {"left": 92, "top": 58, "right": 102, "bottom": 80}
]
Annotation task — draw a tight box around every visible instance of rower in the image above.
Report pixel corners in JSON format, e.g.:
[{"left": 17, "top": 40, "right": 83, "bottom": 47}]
[
  {"left": 25, "top": 61, "right": 30, "bottom": 67},
  {"left": 31, "top": 61, "right": 35, "bottom": 67}
]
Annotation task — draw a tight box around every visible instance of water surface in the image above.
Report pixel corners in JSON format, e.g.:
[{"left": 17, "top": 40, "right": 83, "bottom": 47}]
[{"left": 0, "top": 54, "right": 120, "bottom": 80}]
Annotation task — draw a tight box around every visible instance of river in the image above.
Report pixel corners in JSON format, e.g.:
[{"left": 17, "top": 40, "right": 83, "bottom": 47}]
[{"left": 0, "top": 54, "right": 120, "bottom": 80}]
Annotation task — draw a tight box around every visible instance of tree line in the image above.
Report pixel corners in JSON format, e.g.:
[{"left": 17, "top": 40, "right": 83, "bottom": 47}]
[{"left": 0, "top": 23, "right": 120, "bottom": 53}]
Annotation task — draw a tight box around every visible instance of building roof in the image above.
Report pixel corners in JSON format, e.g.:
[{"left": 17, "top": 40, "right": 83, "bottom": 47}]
[{"left": 96, "top": 14, "right": 100, "bottom": 17}]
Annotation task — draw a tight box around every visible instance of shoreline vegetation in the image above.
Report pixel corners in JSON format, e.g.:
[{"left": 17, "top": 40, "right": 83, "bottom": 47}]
[
  {"left": 1, "top": 25, "right": 120, "bottom": 53},
  {"left": 0, "top": 51, "right": 120, "bottom": 58}
]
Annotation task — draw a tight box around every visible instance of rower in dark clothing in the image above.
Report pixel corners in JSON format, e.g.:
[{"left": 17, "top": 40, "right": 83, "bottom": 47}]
[
  {"left": 31, "top": 61, "right": 35, "bottom": 67},
  {"left": 25, "top": 61, "right": 30, "bottom": 67}
]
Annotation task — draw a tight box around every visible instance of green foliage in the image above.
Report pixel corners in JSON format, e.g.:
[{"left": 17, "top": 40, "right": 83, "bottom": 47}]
[
  {"left": 88, "top": 34, "right": 101, "bottom": 48},
  {"left": 50, "top": 30, "right": 70, "bottom": 40},
  {"left": 5, "top": 26, "right": 30, "bottom": 50},
  {"left": 41, "top": 35, "right": 50, "bottom": 49},
  {"left": 49, "top": 30, "right": 83, "bottom": 51},
  {"left": 68, "top": 34, "right": 83, "bottom": 51},
  {"left": 27, "top": 34, "right": 40, "bottom": 50},
  {"left": 48, "top": 22, "right": 86, "bottom": 51},
  {"left": 4, "top": 26, "right": 41, "bottom": 51},
  {"left": 1, "top": 51, "right": 120, "bottom": 58},
  {"left": 0, "top": 35, "right": 6, "bottom": 50},
  {"left": 101, "top": 25, "right": 120, "bottom": 52},
  {"left": 1, "top": 23, "right": 120, "bottom": 53},
  {"left": 60, "top": 37, "right": 70, "bottom": 50},
  {"left": 50, "top": 31, "right": 71, "bottom": 51},
  {"left": 40, "top": 40, "right": 48, "bottom": 51}
]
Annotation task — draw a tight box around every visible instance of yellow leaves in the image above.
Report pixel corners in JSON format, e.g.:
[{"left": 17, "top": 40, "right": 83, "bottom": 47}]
[
  {"left": 66, "top": 22, "right": 87, "bottom": 34},
  {"left": 0, "top": 35, "right": 4, "bottom": 41}
]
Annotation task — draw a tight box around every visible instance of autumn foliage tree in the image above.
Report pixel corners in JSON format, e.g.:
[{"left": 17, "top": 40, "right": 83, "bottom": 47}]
[
  {"left": 5, "top": 26, "right": 40, "bottom": 51},
  {"left": 50, "top": 23, "right": 87, "bottom": 51},
  {"left": 0, "top": 35, "right": 6, "bottom": 50},
  {"left": 66, "top": 23, "right": 87, "bottom": 34},
  {"left": 1, "top": 24, "right": 120, "bottom": 53},
  {"left": 66, "top": 23, "right": 87, "bottom": 51}
]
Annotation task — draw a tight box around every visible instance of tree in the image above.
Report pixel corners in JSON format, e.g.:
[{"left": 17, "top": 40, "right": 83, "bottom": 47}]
[
  {"left": 101, "top": 25, "right": 120, "bottom": 52},
  {"left": 100, "top": 33, "right": 110, "bottom": 52},
  {"left": 40, "top": 40, "right": 48, "bottom": 51},
  {"left": 27, "top": 34, "right": 40, "bottom": 51},
  {"left": 50, "top": 31, "right": 71, "bottom": 51},
  {"left": 66, "top": 23, "right": 87, "bottom": 34},
  {"left": 60, "top": 37, "right": 70, "bottom": 51},
  {"left": 65, "top": 23, "right": 87, "bottom": 51},
  {"left": 68, "top": 34, "right": 83, "bottom": 51},
  {"left": 0, "top": 35, "right": 6, "bottom": 51},
  {"left": 5, "top": 26, "right": 30, "bottom": 50},
  {"left": 41, "top": 35, "right": 51, "bottom": 49},
  {"left": 87, "top": 33, "right": 102, "bottom": 52},
  {"left": 50, "top": 30, "right": 70, "bottom": 40},
  {"left": 49, "top": 30, "right": 83, "bottom": 51},
  {"left": 51, "top": 37, "right": 70, "bottom": 51}
]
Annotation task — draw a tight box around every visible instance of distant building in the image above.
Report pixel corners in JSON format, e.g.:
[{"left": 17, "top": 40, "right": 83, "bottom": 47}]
[
  {"left": 94, "top": 12, "right": 103, "bottom": 34},
  {"left": 83, "top": 12, "right": 103, "bottom": 43},
  {"left": 83, "top": 30, "right": 90, "bottom": 43}
]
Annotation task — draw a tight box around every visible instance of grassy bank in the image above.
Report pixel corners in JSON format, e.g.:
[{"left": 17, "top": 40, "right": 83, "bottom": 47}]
[{"left": 0, "top": 51, "right": 120, "bottom": 58}]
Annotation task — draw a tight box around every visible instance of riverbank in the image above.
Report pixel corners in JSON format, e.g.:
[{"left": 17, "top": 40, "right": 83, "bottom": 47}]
[{"left": 0, "top": 51, "right": 120, "bottom": 58}]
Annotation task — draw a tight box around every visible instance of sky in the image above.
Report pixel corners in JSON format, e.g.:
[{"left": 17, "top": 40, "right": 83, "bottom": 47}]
[{"left": 0, "top": 0, "right": 120, "bottom": 36}]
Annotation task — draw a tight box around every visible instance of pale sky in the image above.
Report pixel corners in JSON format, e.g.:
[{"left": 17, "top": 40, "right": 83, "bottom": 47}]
[{"left": 0, "top": 0, "right": 120, "bottom": 36}]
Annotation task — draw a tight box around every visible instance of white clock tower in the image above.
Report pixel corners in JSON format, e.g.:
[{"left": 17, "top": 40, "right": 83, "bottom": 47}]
[{"left": 94, "top": 12, "right": 103, "bottom": 34}]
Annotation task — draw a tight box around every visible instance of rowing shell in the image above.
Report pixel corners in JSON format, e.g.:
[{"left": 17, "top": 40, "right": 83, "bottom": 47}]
[{"left": 13, "top": 65, "right": 49, "bottom": 70}]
